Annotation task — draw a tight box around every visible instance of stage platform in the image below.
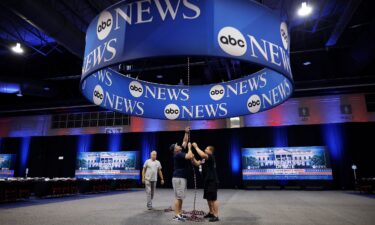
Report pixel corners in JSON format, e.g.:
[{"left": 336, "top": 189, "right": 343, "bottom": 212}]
[{"left": 0, "top": 189, "right": 374, "bottom": 225}]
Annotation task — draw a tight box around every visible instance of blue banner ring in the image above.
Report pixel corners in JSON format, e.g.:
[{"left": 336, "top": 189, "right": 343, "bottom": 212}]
[{"left": 80, "top": 0, "right": 294, "bottom": 121}]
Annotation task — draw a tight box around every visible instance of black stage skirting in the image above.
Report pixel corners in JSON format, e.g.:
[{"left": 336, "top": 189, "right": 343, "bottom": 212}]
[{"left": 0, "top": 178, "right": 137, "bottom": 202}]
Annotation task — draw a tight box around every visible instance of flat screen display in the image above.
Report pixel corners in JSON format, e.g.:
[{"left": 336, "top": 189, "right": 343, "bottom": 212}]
[
  {"left": 75, "top": 151, "right": 140, "bottom": 179},
  {"left": 242, "top": 146, "right": 333, "bottom": 180},
  {"left": 0, "top": 154, "right": 16, "bottom": 178}
]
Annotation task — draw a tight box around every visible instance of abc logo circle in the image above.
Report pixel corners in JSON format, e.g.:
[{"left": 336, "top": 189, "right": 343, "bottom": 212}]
[
  {"left": 93, "top": 85, "right": 104, "bottom": 105},
  {"left": 280, "top": 22, "right": 289, "bottom": 50},
  {"left": 97, "top": 11, "right": 113, "bottom": 40},
  {"left": 209, "top": 85, "right": 225, "bottom": 101},
  {"left": 129, "top": 81, "right": 143, "bottom": 98},
  {"left": 247, "top": 95, "right": 261, "bottom": 113},
  {"left": 164, "top": 104, "right": 180, "bottom": 120},
  {"left": 218, "top": 27, "right": 247, "bottom": 57}
]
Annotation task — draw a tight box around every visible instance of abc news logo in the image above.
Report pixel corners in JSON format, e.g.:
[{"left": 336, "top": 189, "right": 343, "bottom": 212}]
[
  {"left": 130, "top": 85, "right": 143, "bottom": 92},
  {"left": 209, "top": 85, "right": 225, "bottom": 101},
  {"left": 219, "top": 35, "right": 245, "bottom": 48},
  {"left": 94, "top": 90, "right": 104, "bottom": 99},
  {"left": 211, "top": 89, "right": 224, "bottom": 95},
  {"left": 97, "top": 11, "right": 113, "bottom": 40},
  {"left": 129, "top": 81, "right": 143, "bottom": 98},
  {"left": 218, "top": 27, "right": 247, "bottom": 57},
  {"left": 93, "top": 85, "right": 104, "bottom": 105},
  {"left": 247, "top": 95, "right": 261, "bottom": 113},
  {"left": 164, "top": 104, "right": 180, "bottom": 120},
  {"left": 97, "top": 18, "right": 111, "bottom": 33},
  {"left": 218, "top": 23, "right": 289, "bottom": 56},
  {"left": 165, "top": 108, "right": 179, "bottom": 114}
]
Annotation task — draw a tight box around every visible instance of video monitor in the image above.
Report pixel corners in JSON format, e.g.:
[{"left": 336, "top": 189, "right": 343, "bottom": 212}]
[
  {"left": 242, "top": 146, "right": 333, "bottom": 180},
  {"left": 0, "top": 154, "right": 16, "bottom": 178},
  {"left": 75, "top": 151, "right": 140, "bottom": 179}
]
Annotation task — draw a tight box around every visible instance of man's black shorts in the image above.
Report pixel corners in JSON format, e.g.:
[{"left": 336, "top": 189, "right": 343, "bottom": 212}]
[{"left": 203, "top": 181, "right": 218, "bottom": 201}]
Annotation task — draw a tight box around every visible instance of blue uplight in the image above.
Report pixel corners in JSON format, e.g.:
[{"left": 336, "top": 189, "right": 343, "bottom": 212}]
[
  {"left": 77, "top": 135, "right": 92, "bottom": 153},
  {"left": 230, "top": 132, "right": 241, "bottom": 175},
  {"left": 141, "top": 133, "right": 156, "bottom": 163},
  {"left": 273, "top": 126, "right": 288, "bottom": 147},
  {"left": 0, "top": 82, "right": 20, "bottom": 94},
  {"left": 322, "top": 124, "right": 343, "bottom": 162},
  {"left": 19, "top": 137, "right": 31, "bottom": 176},
  {"left": 109, "top": 134, "right": 122, "bottom": 152}
]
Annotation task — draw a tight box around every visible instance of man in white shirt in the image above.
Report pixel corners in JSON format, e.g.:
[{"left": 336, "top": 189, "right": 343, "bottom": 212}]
[{"left": 142, "top": 150, "right": 164, "bottom": 210}]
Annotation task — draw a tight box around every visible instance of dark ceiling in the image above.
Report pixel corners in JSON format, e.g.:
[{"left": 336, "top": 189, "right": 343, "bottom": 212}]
[{"left": 0, "top": 0, "right": 374, "bottom": 114}]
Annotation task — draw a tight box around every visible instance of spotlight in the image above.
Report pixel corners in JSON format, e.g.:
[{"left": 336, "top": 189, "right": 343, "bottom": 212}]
[
  {"left": 11, "top": 43, "right": 24, "bottom": 54},
  {"left": 298, "top": 2, "right": 312, "bottom": 17},
  {"left": 303, "top": 61, "right": 312, "bottom": 66},
  {"left": 16, "top": 91, "right": 23, "bottom": 97}
]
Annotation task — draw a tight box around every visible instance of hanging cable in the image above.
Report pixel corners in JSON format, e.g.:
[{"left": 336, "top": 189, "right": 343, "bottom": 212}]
[
  {"left": 164, "top": 57, "right": 205, "bottom": 222},
  {"left": 187, "top": 57, "right": 205, "bottom": 222},
  {"left": 186, "top": 57, "right": 197, "bottom": 211}
]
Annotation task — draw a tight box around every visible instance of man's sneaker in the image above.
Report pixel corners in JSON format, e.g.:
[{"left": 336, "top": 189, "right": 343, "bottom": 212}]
[
  {"left": 204, "top": 213, "right": 215, "bottom": 218},
  {"left": 179, "top": 214, "right": 188, "bottom": 219},
  {"left": 172, "top": 215, "right": 186, "bottom": 222},
  {"left": 209, "top": 217, "right": 220, "bottom": 222},
  {"left": 147, "top": 207, "right": 152, "bottom": 210}
]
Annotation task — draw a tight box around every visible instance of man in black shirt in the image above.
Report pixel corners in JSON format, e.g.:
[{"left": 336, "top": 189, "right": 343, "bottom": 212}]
[
  {"left": 191, "top": 143, "right": 220, "bottom": 222},
  {"left": 169, "top": 127, "right": 194, "bottom": 222}
]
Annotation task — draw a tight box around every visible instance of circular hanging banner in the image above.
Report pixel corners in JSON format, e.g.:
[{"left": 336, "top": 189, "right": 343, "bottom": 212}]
[{"left": 81, "top": 0, "right": 293, "bottom": 121}]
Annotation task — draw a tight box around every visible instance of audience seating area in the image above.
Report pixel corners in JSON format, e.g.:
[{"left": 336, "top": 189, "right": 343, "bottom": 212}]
[{"left": 0, "top": 178, "right": 137, "bottom": 202}]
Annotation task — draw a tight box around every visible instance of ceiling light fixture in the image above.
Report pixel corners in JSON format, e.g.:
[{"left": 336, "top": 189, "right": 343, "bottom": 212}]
[
  {"left": 298, "top": 2, "right": 313, "bottom": 17},
  {"left": 11, "top": 43, "right": 24, "bottom": 54}
]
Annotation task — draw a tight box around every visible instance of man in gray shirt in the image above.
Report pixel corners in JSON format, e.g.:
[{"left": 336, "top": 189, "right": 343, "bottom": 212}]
[{"left": 142, "top": 151, "right": 164, "bottom": 210}]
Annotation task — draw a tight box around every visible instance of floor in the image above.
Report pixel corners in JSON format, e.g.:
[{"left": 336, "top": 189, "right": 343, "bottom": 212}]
[{"left": 0, "top": 189, "right": 374, "bottom": 225}]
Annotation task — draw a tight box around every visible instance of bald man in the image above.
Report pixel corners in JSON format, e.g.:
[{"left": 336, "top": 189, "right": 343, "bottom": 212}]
[{"left": 142, "top": 151, "right": 164, "bottom": 210}]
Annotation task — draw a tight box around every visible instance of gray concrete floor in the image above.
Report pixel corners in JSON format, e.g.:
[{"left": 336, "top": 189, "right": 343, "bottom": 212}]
[{"left": 0, "top": 189, "right": 374, "bottom": 225}]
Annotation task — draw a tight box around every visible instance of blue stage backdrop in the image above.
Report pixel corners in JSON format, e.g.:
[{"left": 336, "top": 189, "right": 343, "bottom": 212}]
[
  {"left": 0, "top": 154, "right": 16, "bottom": 178},
  {"left": 75, "top": 151, "right": 140, "bottom": 179},
  {"left": 242, "top": 146, "right": 333, "bottom": 180}
]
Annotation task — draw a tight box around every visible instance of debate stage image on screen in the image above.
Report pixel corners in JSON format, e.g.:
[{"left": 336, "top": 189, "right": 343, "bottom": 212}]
[
  {"left": 0, "top": 154, "right": 16, "bottom": 178},
  {"left": 242, "top": 146, "right": 333, "bottom": 181},
  {"left": 75, "top": 151, "right": 140, "bottom": 179}
]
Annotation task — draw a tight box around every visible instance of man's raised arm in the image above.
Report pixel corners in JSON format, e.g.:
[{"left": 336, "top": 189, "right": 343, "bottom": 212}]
[
  {"left": 181, "top": 126, "right": 190, "bottom": 149},
  {"left": 185, "top": 142, "right": 194, "bottom": 160},
  {"left": 192, "top": 142, "right": 208, "bottom": 159}
]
